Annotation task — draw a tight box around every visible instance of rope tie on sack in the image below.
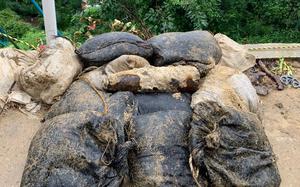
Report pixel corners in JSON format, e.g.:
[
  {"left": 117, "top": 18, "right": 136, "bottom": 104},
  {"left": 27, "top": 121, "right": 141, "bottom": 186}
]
[
  {"left": 78, "top": 77, "right": 117, "bottom": 166},
  {"left": 79, "top": 76, "right": 118, "bottom": 166},
  {"left": 78, "top": 70, "right": 117, "bottom": 166},
  {"left": 78, "top": 76, "right": 108, "bottom": 115},
  {"left": 101, "top": 138, "right": 113, "bottom": 166},
  {"left": 100, "top": 122, "right": 118, "bottom": 166}
]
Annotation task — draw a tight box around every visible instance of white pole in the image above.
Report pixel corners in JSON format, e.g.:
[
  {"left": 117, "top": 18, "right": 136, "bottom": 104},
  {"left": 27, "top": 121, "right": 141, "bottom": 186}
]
[{"left": 42, "top": 0, "right": 58, "bottom": 44}]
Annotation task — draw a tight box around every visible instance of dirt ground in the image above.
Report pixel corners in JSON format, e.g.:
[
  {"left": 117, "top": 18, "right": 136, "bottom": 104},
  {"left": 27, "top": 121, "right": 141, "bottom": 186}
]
[
  {"left": 260, "top": 61, "right": 300, "bottom": 187},
  {"left": 0, "top": 69, "right": 299, "bottom": 187},
  {"left": 0, "top": 110, "right": 42, "bottom": 187},
  {"left": 262, "top": 87, "right": 300, "bottom": 187}
]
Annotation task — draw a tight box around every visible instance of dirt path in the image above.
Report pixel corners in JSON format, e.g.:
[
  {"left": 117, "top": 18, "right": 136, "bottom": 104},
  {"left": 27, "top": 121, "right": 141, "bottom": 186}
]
[
  {"left": 0, "top": 110, "right": 42, "bottom": 187},
  {"left": 0, "top": 84, "right": 299, "bottom": 187},
  {"left": 261, "top": 62, "right": 300, "bottom": 187},
  {"left": 262, "top": 88, "right": 300, "bottom": 187}
]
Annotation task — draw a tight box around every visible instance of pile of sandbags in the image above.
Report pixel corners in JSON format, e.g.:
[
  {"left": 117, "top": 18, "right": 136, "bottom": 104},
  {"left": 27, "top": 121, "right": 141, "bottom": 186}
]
[{"left": 21, "top": 31, "right": 280, "bottom": 187}]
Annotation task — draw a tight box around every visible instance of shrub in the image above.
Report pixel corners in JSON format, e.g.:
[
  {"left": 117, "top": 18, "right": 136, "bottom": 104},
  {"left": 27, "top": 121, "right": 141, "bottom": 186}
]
[
  {"left": 0, "top": 8, "right": 44, "bottom": 50},
  {"left": 0, "top": 9, "right": 32, "bottom": 38},
  {"left": 2, "top": 0, "right": 300, "bottom": 45}
]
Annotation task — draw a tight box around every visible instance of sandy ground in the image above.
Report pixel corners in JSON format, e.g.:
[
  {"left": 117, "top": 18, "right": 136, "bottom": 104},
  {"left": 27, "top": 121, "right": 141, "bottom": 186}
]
[
  {"left": 262, "top": 88, "right": 300, "bottom": 187},
  {"left": 261, "top": 62, "right": 300, "bottom": 187},
  {"left": 0, "top": 72, "right": 299, "bottom": 187},
  {"left": 0, "top": 110, "right": 42, "bottom": 187}
]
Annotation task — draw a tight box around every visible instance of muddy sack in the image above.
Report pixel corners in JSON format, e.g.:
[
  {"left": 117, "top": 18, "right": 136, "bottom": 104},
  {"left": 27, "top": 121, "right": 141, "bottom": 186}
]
[
  {"left": 190, "top": 102, "right": 281, "bottom": 186},
  {"left": 107, "top": 65, "right": 201, "bottom": 93},
  {"left": 22, "top": 85, "right": 136, "bottom": 186},
  {"left": 189, "top": 66, "right": 280, "bottom": 186},
  {"left": 191, "top": 65, "right": 260, "bottom": 114},
  {"left": 214, "top": 33, "right": 256, "bottom": 72},
  {"left": 58, "top": 81, "right": 137, "bottom": 180},
  {"left": 21, "top": 111, "right": 125, "bottom": 187},
  {"left": 135, "top": 93, "right": 191, "bottom": 114},
  {"left": 104, "top": 55, "right": 150, "bottom": 74},
  {"left": 0, "top": 48, "right": 37, "bottom": 67},
  {"left": 0, "top": 57, "right": 16, "bottom": 107},
  {"left": 0, "top": 48, "right": 37, "bottom": 108},
  {"left": 148, "top": 30, "right": 222, "bottom": 76},
  {"left": 127, "top": 93, "right": 197, "bottom": 186},
  {"left": 76, "top": 32, "right": 153, "bottom": 67},
  {"left": 79, "top": 55, "right": 150, "bottom": 91},
  {"left": 44, "top": 80, "right": 108, "bottom": 120},
  {"left": 18, "top": 37, "right": 82, "bottom": 104}
]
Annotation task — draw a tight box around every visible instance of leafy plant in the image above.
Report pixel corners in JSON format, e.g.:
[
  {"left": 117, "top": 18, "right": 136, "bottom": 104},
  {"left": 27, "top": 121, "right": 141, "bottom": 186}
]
[
  {"left": 272, "top": 58, "right": 295, "bottom": 75},
  {"left": 0, "top": 8, "right": 44, "bottom": 50},
  {"left": 0, "top": 9, "right": 32, "bottom": 38},
  {"left": 19, "top": 30, "right": 45, "bottom": 50}
]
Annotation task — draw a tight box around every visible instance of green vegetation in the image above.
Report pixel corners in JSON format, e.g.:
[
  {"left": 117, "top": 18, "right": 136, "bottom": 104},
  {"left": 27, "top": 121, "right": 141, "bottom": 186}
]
[
  {"left": 272, "top": 58, "right": 295, "bottom": 75},
  {"left": 0, "top": 9, "right": 32, "bottom": 39},
  {"left": 0, "top": 0, "right": 299, "bottom": 49},
  {"left": 0, "top": 8, "right": 44, "bottom": 49}
]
